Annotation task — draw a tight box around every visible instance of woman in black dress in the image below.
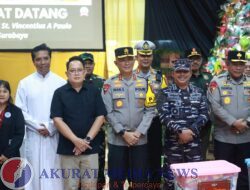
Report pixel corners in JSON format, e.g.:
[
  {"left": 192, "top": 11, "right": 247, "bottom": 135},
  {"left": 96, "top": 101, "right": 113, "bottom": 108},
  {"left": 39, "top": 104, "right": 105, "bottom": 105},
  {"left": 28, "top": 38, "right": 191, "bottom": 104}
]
[{"left": 0, "top": 80, "right": 25, "bottom": 190}]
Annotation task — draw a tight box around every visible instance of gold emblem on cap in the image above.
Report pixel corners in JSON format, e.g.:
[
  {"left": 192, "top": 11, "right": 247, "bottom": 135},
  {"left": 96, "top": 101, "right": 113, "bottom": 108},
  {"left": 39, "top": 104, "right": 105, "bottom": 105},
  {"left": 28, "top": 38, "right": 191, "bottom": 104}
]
[
  {"left": 142, "top": 42, "right": 150, "bottom": 50},
  {"left": 124, "top": 48, "right": 129, "bottom": 55},
  {"left": 191, "top": 48, "right": 198, "bottom": 55},
  {"left": 237, "top": 52, "right": 242, "bottom": 59}
]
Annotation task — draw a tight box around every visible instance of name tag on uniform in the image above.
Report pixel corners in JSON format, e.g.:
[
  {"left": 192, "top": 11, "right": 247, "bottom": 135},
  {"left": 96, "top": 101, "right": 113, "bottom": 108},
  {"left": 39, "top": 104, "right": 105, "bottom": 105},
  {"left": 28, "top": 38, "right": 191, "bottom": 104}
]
[
  {"left": 221, "top": 90, "right": 233, "bottom": 96},
  {"left": 168, "top": 93, "right": 180, "bottom": 100},
  {"left": 112, "top": 92, "right": 125, "bottom": 99},
  {"left": 190, "top": 93, "right": 201, "bottom": 101},
  {"left": 135, "top": 87, "right": 146, "bottom": 92},
  {"left": 221, "top": 86, "right": 232, "bottom": 90},
  {"left": 113, "top": 87, "right": 124, "bottom": 92}
]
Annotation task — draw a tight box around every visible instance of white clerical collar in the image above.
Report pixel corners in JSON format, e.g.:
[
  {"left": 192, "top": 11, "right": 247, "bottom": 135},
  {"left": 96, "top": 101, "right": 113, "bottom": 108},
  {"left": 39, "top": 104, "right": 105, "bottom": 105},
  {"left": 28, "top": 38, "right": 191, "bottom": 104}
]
[{"left": 35, "top": 71, "right": 51, "bottom": 79}]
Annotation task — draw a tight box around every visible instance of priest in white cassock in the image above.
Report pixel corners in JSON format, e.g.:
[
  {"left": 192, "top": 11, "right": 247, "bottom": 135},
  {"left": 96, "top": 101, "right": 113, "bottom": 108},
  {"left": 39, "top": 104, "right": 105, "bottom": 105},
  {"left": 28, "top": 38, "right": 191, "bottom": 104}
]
[{"left": 15, "top": 43, "right": 66, "bottom": 190}]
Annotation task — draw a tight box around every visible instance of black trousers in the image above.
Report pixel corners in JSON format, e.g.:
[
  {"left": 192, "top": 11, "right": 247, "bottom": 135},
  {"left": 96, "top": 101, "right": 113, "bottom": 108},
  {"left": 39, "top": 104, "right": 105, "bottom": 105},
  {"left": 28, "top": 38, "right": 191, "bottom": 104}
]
[
  {"left": 200, "top": 120, "right": 212, "bottom": 160},
  {"left": 214, "top": 140, "right": 250, "bottom": 190},
  {"left": 97, "top": 129, "right": 106, "bottom": 190},
  {"left": 108, "top": 144, "right": 148, "bottom": 190},
  {"left": 147, "top": 117, "right": 162, "bottom": 189}
]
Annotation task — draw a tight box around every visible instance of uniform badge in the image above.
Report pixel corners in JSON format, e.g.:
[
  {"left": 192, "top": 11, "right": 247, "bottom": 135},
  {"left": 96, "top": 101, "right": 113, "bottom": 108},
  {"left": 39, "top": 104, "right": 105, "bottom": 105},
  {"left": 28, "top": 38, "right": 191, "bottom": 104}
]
[
  {"left": 203, "top": 75, "right": 209, "bottom": 80},
  {"left": 4, "top": 112, "right": 11, "bottom": 118},
  {"left": 209, "top": 81, "right": 218, "bottom": 94},
  {"left": 142, "top": 41, "right": 150, "bottom": 50},
  {"left": 114, "top": 93, "right": 124, "bottom": 98},
  {"left": 124, "top": 48, "right": 129, "bottom": 55},
  {"left": 116, "top": 100, "right": 123, "bottom": 108},
  {"left": 136, "top": 83, "right": 144, "bottom": 87},
  {"left": 145, "top": 84, "right": 156, "bottom": 107},
  {"left": 224, "top": 97, "right": 231, "bottom": 104},
  {"left": 243, "top": 81, "right": 250, "bottom": 86},
  {"left": 222, "top": 81, "right": 231, "bottom": 86},
  {"left": 114, "top": 83, "right": 122, "bottom": 87},
  {"left": 139, "top": 92, "right": 144, "bottom": 98},
  {"left": 136, "top": 79, "right": 143, "bottom": 83},
  {"left": 247, "top": 97, "right": 250, "bottom": 103},
  {"left": 162, "top": 76, "right": 168, "bottom": 88},
  {"left": 222, "top": 91, "right": 228, "bottom": 95},
  {"left": 103, "top": 84, "right": 110, "bottom": 94}
]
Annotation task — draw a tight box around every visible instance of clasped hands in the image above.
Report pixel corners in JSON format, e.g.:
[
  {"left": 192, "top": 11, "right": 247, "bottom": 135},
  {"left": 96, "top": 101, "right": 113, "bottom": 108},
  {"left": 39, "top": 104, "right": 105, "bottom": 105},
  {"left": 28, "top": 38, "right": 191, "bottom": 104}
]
[
  {"left": 231, "top": 119, "right": 249, "bottom": 134},
  {"left": 37, "top": 123, "right": 50, "bottom": 137},
  {"left": 178, "top": 129, "right": 195, "bottom": 144},
  {"left": 122, "top": 131, "right": 141, "bottom": 146},
  {"left": 72, "top": 137, "right": 92, "bottom": 156},
  {"left": 0, "top": 154, "right": 8, "bottom": 165}
]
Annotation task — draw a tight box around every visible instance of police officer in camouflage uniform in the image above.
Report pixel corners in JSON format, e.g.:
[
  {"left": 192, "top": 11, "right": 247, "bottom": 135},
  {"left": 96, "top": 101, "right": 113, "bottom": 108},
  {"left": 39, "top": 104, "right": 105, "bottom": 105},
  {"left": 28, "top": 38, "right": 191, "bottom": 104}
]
[
  {"left": 102, "top": 47, "right": 155, "bottom": 190},
  {"left": 157, "top": 59, "right": 209, "bottom": 190},
  {"left": 79, "top": 53, "right": 106, "bottom": 190},
  {"left": 185, "top": 48, "right": 213, "bottom": 160},
  {"left": 207, "top": 50, "right": 250, "bottom": 190},
  {"left": 134, "top": 41, "right": 167, "bottom": 189}
]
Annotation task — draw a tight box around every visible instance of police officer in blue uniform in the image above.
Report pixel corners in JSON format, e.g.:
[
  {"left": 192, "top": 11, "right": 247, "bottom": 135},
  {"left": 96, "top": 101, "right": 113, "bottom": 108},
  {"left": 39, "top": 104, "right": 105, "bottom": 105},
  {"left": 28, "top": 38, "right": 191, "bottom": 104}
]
[{"left": 157, "top": 59, "right": 209, "bottom": 190}]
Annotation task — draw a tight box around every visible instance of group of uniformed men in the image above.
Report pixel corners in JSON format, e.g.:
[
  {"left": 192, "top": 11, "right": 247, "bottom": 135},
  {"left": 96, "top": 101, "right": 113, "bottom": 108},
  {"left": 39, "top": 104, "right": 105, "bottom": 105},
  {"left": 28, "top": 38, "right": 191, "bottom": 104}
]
[
  {"left": 92, "top": 41, "right": 249, "bottom": 190},
  {"left": 9, "top": 41, "right": 249, "bottom": 190}
]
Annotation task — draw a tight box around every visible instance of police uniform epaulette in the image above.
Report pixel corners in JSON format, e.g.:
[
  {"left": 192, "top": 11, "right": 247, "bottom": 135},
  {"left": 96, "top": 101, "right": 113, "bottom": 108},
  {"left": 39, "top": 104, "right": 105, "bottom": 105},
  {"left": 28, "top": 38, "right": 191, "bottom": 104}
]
[
  {"left": 217, "top": 72, "right": 228, "bottom": 78},
  {"left": 137, "top": 75, "right": 145, "bottom": 79},
  {"left": 110, "top": 74, "right": 119, "bottom": 80}
]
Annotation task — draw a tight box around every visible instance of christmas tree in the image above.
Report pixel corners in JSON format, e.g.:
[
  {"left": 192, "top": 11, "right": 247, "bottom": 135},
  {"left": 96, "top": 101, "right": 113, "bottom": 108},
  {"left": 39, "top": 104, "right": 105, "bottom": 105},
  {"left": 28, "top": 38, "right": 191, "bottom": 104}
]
[{"left": 207, "top": 0, "right": 249, "bottom": 75}]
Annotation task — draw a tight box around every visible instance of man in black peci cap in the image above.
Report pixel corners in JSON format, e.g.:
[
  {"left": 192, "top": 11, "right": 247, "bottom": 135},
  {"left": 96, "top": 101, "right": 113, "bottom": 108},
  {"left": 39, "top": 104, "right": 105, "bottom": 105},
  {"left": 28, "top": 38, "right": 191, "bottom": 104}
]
[
  {"left": 185, "top": 47, "right": 213, "bottom": 160},
  {"left": 157, "top": 58, "right": 209, "bottom": 190},
  {"left": 208, "top": 50, "right": 250, "bottom": 190},
  {"left": 102, "top": 47, "right": 155, "bottom": 190}
]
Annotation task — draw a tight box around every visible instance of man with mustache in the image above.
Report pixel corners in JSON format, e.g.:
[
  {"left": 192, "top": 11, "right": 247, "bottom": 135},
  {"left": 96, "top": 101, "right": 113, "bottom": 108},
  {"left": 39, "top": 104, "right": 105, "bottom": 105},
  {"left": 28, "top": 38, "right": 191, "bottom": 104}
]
[{"left": 208, "top": 50, "right": 250, "bottom": 190}]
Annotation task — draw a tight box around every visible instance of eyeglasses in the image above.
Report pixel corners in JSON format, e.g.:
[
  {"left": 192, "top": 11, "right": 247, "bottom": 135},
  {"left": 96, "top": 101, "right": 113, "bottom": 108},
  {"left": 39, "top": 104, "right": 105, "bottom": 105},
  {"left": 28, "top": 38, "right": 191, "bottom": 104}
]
[{"left": 68, "top": 69, "right": 84, "bottom": 74}]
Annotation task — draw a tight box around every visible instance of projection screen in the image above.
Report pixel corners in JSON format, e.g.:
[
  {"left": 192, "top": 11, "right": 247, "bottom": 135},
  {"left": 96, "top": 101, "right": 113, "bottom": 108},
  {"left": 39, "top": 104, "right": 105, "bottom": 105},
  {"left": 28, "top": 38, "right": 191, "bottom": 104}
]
[{"left": 0, "top": 0, "right": 105, "bottom": 51}]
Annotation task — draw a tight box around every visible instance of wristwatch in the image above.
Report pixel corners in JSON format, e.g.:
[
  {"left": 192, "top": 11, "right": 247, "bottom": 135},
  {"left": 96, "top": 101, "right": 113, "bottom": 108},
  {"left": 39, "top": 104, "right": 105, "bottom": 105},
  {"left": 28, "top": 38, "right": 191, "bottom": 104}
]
[
  {"left": 118, "top": 129, "right": 126, "bottom": 136},
  {"left": 85, "top": 136, "right": 92, "bottom": 143},
  {"left": 177, "top": 129, "right": 182, "bottom": 134},
  {"left": 247, "top": 121, "right": 250, "bottom": 127}
]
